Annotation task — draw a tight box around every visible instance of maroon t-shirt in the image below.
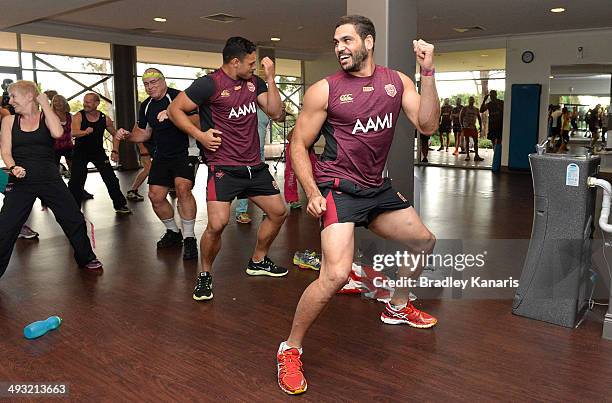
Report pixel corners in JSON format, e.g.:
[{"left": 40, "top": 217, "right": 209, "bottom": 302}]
[
  {"left": 185, "top": 69, "right": 267, "bottom": 165},
  {"left": 315, "top": 65, "right": 404, "bottom": 189}
]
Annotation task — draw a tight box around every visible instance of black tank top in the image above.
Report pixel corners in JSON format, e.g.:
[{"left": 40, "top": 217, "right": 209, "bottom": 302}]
[
  {"left": 11, "top": 113, "right": 61, "bottom": 184},
  {"left": 74, "top": 110, "right": 107, "bottom": 156}
]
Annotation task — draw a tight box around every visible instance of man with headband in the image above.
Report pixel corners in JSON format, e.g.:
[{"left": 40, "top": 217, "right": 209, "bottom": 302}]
[{"left": 116, "top": 68, "right": 199, "bottom": 260}]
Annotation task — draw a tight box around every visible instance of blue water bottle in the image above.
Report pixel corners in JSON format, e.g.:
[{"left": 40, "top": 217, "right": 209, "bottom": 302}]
[
  {"left": 0, "top": 169, "right": 8, "bottom": 193},
  {"left": 24, "top": 316, "right": 62, "bottom": 339}
]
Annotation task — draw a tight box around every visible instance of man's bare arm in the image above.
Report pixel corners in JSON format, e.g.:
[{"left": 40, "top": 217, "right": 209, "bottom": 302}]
[
  {"left": 168, "top": 92, "right": 221, "bottom": 152},
  {"left": 71, "top": 112, "right": 91, "bottom": 138},
  {"left": 398, "top": 72, "right": 440, "bottom": 135},
  {"left": 291, "top": 79, "right": 329, "bottom": 217},
  {"left": 256, "top": 57, "right": 283, "bottom": 120}
]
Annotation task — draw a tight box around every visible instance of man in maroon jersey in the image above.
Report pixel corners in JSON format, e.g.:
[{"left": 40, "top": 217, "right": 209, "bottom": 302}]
[
  {"left": 276, "top": 15, "right": 440, "bottom": 395},
  {"left": 168, "top": 37, "right": 287, "bottom": 302}
]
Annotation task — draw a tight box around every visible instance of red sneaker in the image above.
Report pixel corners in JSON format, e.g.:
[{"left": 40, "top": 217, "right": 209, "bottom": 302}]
[
  {"left": 380, "top": 302, "right": 437, "bottom": 328},
  {"left": 277, "top": 345, "right": 307, "bottom": 395}
]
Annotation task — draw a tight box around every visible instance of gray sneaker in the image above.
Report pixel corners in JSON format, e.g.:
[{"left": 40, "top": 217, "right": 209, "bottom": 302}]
[{"left": 18, "top": 225, "right": 39, "bottom": 239}]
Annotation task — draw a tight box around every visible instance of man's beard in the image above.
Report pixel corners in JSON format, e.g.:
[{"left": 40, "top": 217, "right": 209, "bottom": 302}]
[{"left": 340, "top": 44, "right": 368, "bottom": 72}]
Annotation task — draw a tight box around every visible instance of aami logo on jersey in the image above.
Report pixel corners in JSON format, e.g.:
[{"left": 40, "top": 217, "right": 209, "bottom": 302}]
[
  {"left": 228, "top": 101, "right": 257, "bottom": 119},
  {"left": 352, "top": 113, "right": 393, "bottom": 134}
]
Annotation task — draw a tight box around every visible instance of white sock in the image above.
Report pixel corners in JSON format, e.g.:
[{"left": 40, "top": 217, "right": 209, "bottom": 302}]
[
  {"left": 182, "top": 218, "right": 196, "bottom": 238},
  {"left": 279, "top": 341, "right": 302, "bottom": 354},
  {"left": 390, "top": 302, "right": 408, "bottom": 310},
  {"left": 162, "top": 218, "right": 179, "bottom": 233}
]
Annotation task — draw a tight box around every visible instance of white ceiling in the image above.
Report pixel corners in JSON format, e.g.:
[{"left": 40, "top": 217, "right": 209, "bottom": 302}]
[{"left": 3, "top": 0, "right": 612, "bottom": 58}]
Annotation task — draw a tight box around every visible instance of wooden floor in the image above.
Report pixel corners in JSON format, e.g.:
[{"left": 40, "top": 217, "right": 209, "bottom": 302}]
[{"left": 1, "top": 163, "right": 611, "bottom": 401}]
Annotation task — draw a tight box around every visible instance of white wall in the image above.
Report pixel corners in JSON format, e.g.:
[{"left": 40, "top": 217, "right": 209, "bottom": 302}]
[{"left": 304, "top": 53, "right": 338, "bottom": 87}]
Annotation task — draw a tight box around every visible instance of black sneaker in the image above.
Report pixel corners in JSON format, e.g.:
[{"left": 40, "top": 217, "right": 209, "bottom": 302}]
[
  {"left": 183, "top": 237, "right": 198, "bottom": 260},
  {"left": 157, "top": 229, "right": 183, "bottom": 248},
  {"left": 246, "top": 256, "right": 288, "bottom": 277},
  {"left": 193, "top": 272, "right": 213, "bottom": 301},
  {"left": 127, "top": 190, "right": 145, "bottom": 202}
]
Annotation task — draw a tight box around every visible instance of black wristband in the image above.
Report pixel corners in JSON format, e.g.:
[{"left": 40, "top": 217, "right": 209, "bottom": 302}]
[{"left": 8, "top": 165, "right": 16, "bottom": 172}]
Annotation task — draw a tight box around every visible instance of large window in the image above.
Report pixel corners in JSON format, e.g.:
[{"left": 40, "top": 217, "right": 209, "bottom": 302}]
[{"left": 0, "top": 33, "right": 115, "bottom": 159}]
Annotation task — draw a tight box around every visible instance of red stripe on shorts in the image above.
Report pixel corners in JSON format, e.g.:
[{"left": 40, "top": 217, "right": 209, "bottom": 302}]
[
  {"left": 207, "top": 165, "right": 217, "bottom": 201},
  {"left": 322, "top": 190, "right": 339, "bottom": 229}
]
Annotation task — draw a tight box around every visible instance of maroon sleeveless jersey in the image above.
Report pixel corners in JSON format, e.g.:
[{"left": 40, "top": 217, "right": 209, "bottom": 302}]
[
  {"left": 314, "top": 65, "right": 404, "bottom": 189},
  {"left": 185, "top": 69, "right": 267, "bottom": 166}
]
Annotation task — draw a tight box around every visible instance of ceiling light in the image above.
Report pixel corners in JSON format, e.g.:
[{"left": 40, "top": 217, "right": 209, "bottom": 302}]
[
  {"left": 550, "top": 8, "right": 565, "bottom": 13},
  {"left": 480, "top": 54, "right": 488, "bottom": 57},
  {"left": 153, "top": 17, "right": 167, "bottom": 22},
  {"left": 549, "top": 75, "right": 554, "bottom": 79},
  {"left": 271, "top": 37, "right": 281, "bottom": 42},
  {"left": 35, "top": 41, "right": 47, "bottom": 45}
]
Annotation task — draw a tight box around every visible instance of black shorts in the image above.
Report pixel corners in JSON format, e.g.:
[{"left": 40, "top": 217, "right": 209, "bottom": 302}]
[
  {"left": 440, "top": 123, "right": 452, "bottom": 133},
  {"left": 453, "top": 125, "right": 462, "bottom": 134},
  {"left": 143, "top": 141, "right": 155, "bottom": 157},
  {"left": 206, "top": 163, "right": 280, "bottom": 202},
  {"left": 318, "top": 178, "right": 411, "bottom": 230},
  {"left": 148, "top": 157, "right": 196, "bottom": 188}
]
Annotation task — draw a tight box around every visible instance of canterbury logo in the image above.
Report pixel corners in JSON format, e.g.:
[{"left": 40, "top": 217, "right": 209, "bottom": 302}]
[
  {"left": 352, "top": 113, "right": 393, "bottom": 134},
  {"left": 339, "top": 93, "right": 353, "bottom": 103},
  {"left": 228, "top": 101, "right": 256, "bottom": 119}
]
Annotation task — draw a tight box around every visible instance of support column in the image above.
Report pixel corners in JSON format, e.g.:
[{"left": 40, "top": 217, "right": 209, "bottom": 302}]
[
  {"left": 347, "top": 0, "right": 418, "bottom": 258},
  {"left": 111, "top": 44, "right": 139, "bottom": 170},
  {"left": 347, "top": 0, "right": 417, "bottom": 200}
]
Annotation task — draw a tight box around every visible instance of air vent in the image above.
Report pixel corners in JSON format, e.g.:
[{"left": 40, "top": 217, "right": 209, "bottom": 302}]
[
  {"left": 453, "top": 26, "right": 485, "bottom": 33},
  {"left": 201, "top": 13, "right": 244, "bottom": 23}
]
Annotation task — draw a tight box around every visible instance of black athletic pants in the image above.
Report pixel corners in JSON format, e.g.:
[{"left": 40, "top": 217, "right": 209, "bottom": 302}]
[
  {"left": 68, "top": 151, "right": 126, "bottom": 209},
  {"left": 0, "top": 180, "right": 96, "bottom": 278}
]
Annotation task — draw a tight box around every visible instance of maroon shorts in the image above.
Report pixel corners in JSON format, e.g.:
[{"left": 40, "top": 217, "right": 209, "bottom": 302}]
[{"left": 462, "top": 128, "right": 479, "bottom": 138}]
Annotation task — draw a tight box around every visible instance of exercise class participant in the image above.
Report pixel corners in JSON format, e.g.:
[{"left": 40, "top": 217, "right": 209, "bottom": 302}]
[
  {"left": 276, "top": 15, "right": 439, "bottom": 394},
  {"left": 116, "top": 68, "right": 199, "bottom": 260},
  {"left": 68, "top": 92, "right": 130, "bottom": 214},
  {"left": 169, "top": 36, "right": 287, "bottom": 301},
  {"left": 0, "top": 81, "right": 101, "bottom": 278}
]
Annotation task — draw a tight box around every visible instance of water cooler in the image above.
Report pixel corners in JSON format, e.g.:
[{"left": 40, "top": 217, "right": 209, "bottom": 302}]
[{"left": 512, "top": 153, "right": 600, "bottom": 327}]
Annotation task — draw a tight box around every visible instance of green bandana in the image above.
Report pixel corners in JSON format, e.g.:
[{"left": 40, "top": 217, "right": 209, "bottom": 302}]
[{"left": 142, "top": 72, "right": 164, "bottom": 80}]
